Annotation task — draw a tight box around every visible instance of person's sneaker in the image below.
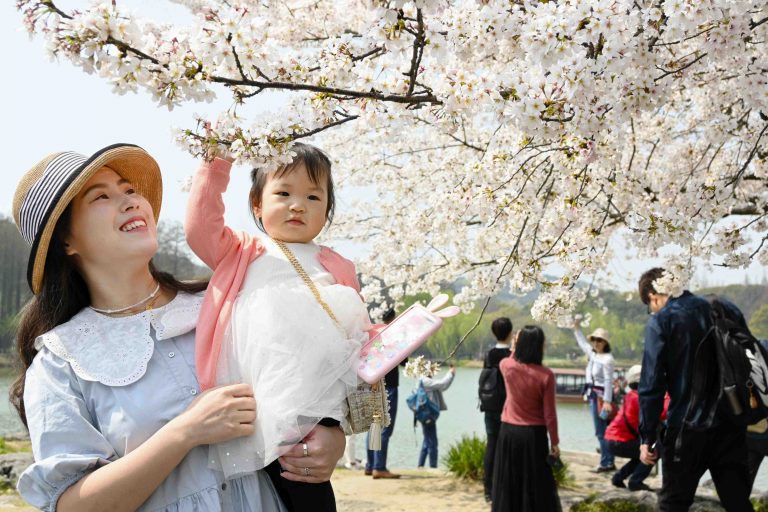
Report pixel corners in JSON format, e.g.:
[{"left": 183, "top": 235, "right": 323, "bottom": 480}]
[
  {"left": 628, "top": 482, "right": 654, "bottom": 492},
  {"left": 372, "top": 470, "right": 401, "bottom": 479},
  {"left": 592, "top": 464, "right": 617, "bottom": 473},
  {"left": 611, "top": 476, "right": 626, "bottom": 488}
]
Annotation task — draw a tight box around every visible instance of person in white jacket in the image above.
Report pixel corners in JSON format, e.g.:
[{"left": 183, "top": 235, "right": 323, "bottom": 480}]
[
  {"left": 573, "top": 317, "right": 616, "bottom": 472},
  {"left": 417, "top": 366, "right": 456, "bottom": 468}
]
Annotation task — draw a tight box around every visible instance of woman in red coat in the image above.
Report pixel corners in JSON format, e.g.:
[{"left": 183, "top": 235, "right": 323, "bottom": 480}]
[{"left": 605, "top": 364, "right": 669, "bottom": 491}]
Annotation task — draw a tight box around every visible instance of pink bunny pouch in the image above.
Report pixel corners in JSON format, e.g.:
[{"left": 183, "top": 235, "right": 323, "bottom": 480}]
[{"left": 357, "top": 294, "right": 459, "bottom": 384}]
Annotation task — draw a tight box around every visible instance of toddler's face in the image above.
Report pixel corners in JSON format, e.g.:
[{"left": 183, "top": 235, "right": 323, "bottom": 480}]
[{"left": 254, "top": 162, "right": 329, "bottom": 243}]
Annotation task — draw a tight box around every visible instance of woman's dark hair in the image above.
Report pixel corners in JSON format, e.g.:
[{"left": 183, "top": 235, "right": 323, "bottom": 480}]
[
  {"left": 249, "top": 143, "right": 336, "bottom": 232},
  {"left": 513, "top": 325, "right": 545, "bottom": 365},
  {"left": 591, "top": 338, "right": 612, "bottom": 354},
  {"left": 638, "top": 267, "right": 665, "bottom": 305},
  {"left": 10, "top": 206, "right": 208, "bottom": 427},
  {"left": 491, "top": 317, "right": 512, "bottom": 342},
  {"left": 628, "top": 382, "right": 639, "bottom": 391}
]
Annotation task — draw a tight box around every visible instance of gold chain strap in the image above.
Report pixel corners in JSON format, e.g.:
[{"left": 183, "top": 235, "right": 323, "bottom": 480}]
[
  {"left": 274, "top": 238, "right": 387, "bottom": 443},
  {"left": 272, "top": 239, "right": 342, "bottom": 329}
]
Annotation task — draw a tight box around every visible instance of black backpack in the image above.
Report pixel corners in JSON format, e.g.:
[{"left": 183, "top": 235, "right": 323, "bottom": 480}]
[
  {"left": 685, "top": 301, "right": 768, "bottom": 430},
  {"left": 478, "top": 353, "right": 506, "bottom": 413}
]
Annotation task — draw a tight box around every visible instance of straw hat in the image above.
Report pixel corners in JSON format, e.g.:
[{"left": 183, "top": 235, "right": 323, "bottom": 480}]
[
  {"left": 588, "top": 327, "right": 610, "bottom": 344},
  {"left": 626, "top": 364, "right": 642, "bottom": 385},
  {"left": 12, "top": 143, "right": 162, "bottom": 294}
]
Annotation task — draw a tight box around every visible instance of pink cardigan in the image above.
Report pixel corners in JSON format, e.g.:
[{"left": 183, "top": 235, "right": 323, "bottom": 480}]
[{"left": 185, "top": 158, "right": 374, "bottom": 390}]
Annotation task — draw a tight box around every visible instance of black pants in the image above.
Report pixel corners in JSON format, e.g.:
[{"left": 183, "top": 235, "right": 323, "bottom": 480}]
[
  {"left": 747, "top": 434, "right": 768, "bottom": 492},
  {"left": 484, "top": 411, "right": 502, "bottom": 498},
  {"left": 265, "top": 460, "right": 336, "bottom": 512},
  {"left": 658, "top": 423, "right": 752, "bottom": 512},
  {"left": 606, "top": 439, "right": 652, "bottom": 486}
]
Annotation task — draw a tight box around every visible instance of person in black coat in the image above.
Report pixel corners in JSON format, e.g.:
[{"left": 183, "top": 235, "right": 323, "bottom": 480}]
[{"left": 480, "top": 317, "right": 513, "bottom": 503}]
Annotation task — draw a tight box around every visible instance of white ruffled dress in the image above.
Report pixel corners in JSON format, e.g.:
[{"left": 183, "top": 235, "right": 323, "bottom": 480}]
[
  {"left": 18, "top": 292, "right": 286, "bottom": 512},
  {"left": 210, "top": 238, "right": 370, "bottom": 478}
]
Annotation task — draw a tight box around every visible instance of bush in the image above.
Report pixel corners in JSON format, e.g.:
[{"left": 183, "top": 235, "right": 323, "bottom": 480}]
[
  {"left": 552, "top": 458, "right": 575, "bottom": 489},
  {"left": 443, "top": 434, "right": 486, "bottom": 481},
  {"left": 571, "top": 494, "right": 647, "bottom": 512}
]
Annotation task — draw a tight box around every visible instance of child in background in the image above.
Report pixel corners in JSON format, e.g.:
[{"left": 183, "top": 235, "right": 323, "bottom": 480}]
[{"left": 185, "top": 143, "right": 378, "bottom": 512}]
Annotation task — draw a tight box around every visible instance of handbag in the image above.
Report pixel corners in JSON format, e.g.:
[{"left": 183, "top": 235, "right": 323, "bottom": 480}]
[
  {"left": 272, "top": 239, "right": 390, "bottom": 449},
  {"left": 357, "top": 295, "right": 459, "bottom": 384}
]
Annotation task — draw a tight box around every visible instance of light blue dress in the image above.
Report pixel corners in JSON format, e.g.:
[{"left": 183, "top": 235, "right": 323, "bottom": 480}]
[{"left": 17, "top": 292, "right": 286, "bottom": 512}]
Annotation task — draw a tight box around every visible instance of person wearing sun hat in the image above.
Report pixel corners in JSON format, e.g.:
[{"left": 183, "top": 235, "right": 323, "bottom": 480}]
[
  {"left": 572, "top": 317, "right": 617, "bottom": 472},
  {"left": 9, "top": 144, "right": 346, "bottom": 512}
]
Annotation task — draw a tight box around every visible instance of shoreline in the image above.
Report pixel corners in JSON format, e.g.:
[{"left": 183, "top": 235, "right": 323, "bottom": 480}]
[{"left": 0, "top": 449, "right": 758, "bottom": 511}]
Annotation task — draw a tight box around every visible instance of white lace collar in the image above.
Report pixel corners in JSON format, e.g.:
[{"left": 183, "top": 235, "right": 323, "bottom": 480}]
[{"left": 34, "top": 291, "right": 203, "bottom": 387}]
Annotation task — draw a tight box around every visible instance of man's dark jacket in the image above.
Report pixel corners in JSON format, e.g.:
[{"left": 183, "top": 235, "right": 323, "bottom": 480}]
[{"left": 638, "top": 291, "right": 746, "bottom": 445}]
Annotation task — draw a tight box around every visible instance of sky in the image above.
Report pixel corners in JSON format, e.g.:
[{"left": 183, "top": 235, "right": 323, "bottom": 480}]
[{"left": 2, "top": 1, "right": 766, "bottom": 293}]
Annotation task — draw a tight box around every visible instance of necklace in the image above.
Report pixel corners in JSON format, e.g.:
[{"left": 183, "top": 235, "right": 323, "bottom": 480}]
[{"left": 89, "top": 282, "right": 161, "bottom": 315}]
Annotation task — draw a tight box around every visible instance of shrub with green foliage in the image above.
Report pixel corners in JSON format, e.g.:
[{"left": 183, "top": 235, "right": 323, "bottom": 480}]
[
  {"left": 571, "top": 494, "right": 649, "bottom": 512},
  {"left": 753, "top": 495, "right": 768, "bottom": 512},
  {"left": 443, "top": 434, "right": 486, "bottom": 480},
  {"left": 552, "top": 458, "right": 575, "bottom": 489},
  {"left": 443, "top": 433, "right": 575, "bottom": 490}
]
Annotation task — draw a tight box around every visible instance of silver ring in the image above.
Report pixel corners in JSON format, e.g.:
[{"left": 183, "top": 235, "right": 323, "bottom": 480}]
[
  {"left": 302, "top": 443, "right": 309, "bottom": 457},
  {"left": 303, "top": 467, "right": 311, "bottom": 477}
]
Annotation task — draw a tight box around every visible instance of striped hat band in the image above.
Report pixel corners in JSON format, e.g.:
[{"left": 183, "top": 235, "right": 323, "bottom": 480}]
[{"left": 18, "top": 152, "right": 87, "bottom": 247}]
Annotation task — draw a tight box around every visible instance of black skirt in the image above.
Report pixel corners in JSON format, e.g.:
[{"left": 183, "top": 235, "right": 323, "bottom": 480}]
[{"left": 491, "top": 423, "right": 561, "bottom": 512}]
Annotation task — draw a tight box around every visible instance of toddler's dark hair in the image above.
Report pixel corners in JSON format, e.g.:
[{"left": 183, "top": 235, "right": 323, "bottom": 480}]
[{"left": 249, "top": 142, "right": 336, "bottom": 231}]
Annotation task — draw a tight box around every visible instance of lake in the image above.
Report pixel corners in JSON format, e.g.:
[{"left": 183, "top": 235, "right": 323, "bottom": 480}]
[{"left": 0, "top": 367, "right": 765, "bottom": 492}]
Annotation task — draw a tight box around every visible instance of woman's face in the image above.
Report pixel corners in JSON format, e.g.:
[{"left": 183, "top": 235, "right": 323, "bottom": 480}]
[
  {"left": 592, "top": 338, "right": 607, "bottom": 353},
  {"left": 64, "top": 168, "right": 158, "bottom": 272}
]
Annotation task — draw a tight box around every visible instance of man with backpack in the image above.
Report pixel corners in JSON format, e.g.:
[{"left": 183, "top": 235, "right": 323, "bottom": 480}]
[
  {"left": 478, "top": 317, "right": 513, "bottom": 503},
  {"left": 637, "top": 268, "right": 755, "bottom": 511}
]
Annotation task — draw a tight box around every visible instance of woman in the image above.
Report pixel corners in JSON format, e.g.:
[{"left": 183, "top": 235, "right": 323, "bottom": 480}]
[
  {"left": 572, "top": 317, "right": 616, "bottom": 472},
  {"left": 493, "top": 326, "right": 560, "bottom": 512},
  {"left": 10, "top": 144, "right": 345, "bottom": 512}
]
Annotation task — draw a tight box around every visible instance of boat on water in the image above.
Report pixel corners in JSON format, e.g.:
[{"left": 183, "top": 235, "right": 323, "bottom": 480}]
[{"left": 552, "top": 367, "right": 626, "bottom": 403}]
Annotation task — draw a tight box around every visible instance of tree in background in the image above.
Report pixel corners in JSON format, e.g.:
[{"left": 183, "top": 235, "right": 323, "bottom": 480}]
[
  {"left": 0, "top": 218, "right": 208, "bottom": 352},
  {"left": 751, "top": 302, "right": 768, "bottom": 340},
  {"left": 17, "top": 1, "right": 768, "bottom": 323},
  {"left": 154, "top": 221, "right": 212, "bottom": 280}
]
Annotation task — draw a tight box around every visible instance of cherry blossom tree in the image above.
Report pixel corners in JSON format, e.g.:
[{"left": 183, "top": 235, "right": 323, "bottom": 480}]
[{"left": 17, "top": 0, "right": 768, "bottom": 327}]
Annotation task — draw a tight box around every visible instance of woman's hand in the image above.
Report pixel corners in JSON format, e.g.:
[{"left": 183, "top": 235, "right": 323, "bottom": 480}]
[
  {"left": 278, "top": 425, "right": 345, "bottom": 483},
  {"left": 171, "top": 383, "right": 256, "bottom": 449},
  {"left": 601, "top": 402, "right": 613, "bottom": 415},
  {"left": 550, "top": 444, "right": 560, "bottom": 458}
]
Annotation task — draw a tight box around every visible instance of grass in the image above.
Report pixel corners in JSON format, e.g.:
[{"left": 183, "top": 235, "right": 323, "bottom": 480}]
[
  {"left": 570, "top": 494, "right": 648, "bottom": 512},
  {"left": 443, "top": 434, "right": 485, "bottom": 481},
  {"left": 552, "top": 458, "right": 576, "bottom": 489},
  {"left": 0, "top": 438, "right": 31, "bottom": 454},
  {"left": 442, "top": 433, "right": 575, "bottom": 490}
]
